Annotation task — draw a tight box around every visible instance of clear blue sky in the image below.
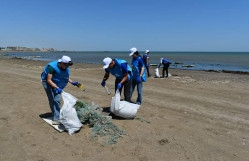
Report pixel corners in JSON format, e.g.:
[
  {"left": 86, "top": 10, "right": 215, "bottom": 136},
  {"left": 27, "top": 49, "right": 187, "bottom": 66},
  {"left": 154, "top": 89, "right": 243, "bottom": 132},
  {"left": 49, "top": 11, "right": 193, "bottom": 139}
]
[{"left": 0, "top": 0, "right": 249, "bottom": 51}]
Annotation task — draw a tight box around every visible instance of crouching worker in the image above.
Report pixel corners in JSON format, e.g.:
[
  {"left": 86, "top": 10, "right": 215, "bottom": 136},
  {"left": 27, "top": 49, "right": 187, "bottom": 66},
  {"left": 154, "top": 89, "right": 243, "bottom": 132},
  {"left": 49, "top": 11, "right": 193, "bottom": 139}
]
[
  {"left": 41, "top": 56, "right": 80, "bottom": 125},
  {"left": 130, "top": 48, "right": 146, "bottom": 105},
  {"left": 101, "top": 57, "right": 132, "bottom": 102},
  {"left": 158, "top": 58, "right": 171, "bottom": 78}
]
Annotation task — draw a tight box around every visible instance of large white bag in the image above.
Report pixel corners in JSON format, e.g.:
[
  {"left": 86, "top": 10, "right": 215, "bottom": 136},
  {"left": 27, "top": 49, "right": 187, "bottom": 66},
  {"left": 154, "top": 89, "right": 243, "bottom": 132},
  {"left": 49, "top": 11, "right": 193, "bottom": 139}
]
[
  {"left": 111, "top": 90, "right": 140, "bottom": 119},
  {"left": 60, "top": 91, "right": 83, "bottom": 135},
  {"left": 155, "top": 68, "right": 160, "bottom": 78}
]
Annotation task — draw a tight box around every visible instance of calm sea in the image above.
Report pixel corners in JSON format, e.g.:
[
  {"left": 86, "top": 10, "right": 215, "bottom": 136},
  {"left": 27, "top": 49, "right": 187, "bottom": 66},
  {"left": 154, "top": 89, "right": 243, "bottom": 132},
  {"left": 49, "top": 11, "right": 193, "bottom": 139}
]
[{"left": 1, "top": 51, "right": 249, "bottom": 72}]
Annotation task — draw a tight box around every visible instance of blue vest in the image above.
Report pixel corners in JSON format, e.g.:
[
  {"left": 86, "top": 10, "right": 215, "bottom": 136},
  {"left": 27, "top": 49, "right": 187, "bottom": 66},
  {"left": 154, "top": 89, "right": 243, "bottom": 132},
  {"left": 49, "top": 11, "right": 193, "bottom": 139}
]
[
  {"left": 142, "top": 54, "right": 148, "bottom": 63},
  {"left": 41, "top": 61, "right": 70, "bottom": 89},
  {"left": 162, "top": 59, "right": 171, "bottom": 64},
  {"left": 108, "top": 59, "right": 132, "bottom": 81},
  {"left": 131, "top": 56, "right": 147, "bottom": 82}
]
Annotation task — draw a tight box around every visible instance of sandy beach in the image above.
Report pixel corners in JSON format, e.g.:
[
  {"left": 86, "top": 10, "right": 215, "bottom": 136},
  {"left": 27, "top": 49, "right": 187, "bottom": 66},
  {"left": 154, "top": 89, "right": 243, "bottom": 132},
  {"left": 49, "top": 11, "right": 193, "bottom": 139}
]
[{"left": 0, "top": 57, "right": 249, "bottom": 161}]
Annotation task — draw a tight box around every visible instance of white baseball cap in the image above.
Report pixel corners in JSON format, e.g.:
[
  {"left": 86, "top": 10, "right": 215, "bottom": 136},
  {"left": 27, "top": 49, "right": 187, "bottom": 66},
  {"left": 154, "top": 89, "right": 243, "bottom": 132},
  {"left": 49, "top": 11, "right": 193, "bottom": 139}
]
[
  {"left": 129, "top": 47, "right": 137, "bottom": 56},
  {"left": 58, "top": 56, "right": 72, "bottom": 64},
  {"left": 103, "top": 57, "right": 112, "bottom": 69},
  {"left": 160, "top": 58, "right": 163, "bottom": 63},
  {"left": 145, "top": 50, "right": 150, "bottom": 53}
]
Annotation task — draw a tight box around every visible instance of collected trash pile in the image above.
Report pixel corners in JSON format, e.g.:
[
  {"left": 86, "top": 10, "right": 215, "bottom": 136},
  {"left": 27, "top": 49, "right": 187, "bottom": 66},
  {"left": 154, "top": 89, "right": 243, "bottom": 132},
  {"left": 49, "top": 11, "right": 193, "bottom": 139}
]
[
  {"left": 59, "top": 90, "right": 140, "bottom": 145},
  {"left": 74, "top": 100, "right": 126, "bottom": 145}
]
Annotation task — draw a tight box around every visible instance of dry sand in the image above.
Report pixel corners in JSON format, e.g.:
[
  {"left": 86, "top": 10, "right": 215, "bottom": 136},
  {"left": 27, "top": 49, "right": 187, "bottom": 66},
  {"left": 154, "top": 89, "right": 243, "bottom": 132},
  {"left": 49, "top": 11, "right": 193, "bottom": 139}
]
[{"left": 0, "top": 57, "right": 249, "bottom": 161}]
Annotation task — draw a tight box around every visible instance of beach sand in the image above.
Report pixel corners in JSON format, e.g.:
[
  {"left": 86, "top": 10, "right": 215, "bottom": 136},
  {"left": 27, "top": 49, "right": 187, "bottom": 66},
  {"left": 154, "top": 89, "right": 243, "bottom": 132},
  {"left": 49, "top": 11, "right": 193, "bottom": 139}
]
[{"left": 0, "top": 57, "right": 249, "bottom": 161}]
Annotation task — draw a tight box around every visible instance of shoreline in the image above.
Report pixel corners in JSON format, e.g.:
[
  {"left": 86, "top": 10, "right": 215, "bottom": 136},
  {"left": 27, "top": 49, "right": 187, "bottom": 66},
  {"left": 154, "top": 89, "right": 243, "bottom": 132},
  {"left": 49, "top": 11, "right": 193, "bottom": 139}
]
[
  {"left": 206, "top": 69, "right": 249, "bottom": 75},
  {"left": 1, "top": 51, "right": 249, "bottom": 73},
  {"left": 2, "top": 56, "right": 249, "bottom": 75}
]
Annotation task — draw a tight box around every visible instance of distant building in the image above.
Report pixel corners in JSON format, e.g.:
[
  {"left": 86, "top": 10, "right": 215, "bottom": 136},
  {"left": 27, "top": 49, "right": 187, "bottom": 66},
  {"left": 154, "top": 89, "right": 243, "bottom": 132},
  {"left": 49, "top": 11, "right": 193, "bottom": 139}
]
[
  {"left": 41, "top": 48, "right": 46, "bottom": 52},
  {"left": 3, "top": 46, "right": 41, "bottom": 51},
  {"left": 0, "top": 46, "right": 57, "bottom": 52},
  {"left": 41, "top": 48, "right": 57, "bottom": 52},
  {"left": 7, "top": 46, "right": 17, "bottom": 51}
]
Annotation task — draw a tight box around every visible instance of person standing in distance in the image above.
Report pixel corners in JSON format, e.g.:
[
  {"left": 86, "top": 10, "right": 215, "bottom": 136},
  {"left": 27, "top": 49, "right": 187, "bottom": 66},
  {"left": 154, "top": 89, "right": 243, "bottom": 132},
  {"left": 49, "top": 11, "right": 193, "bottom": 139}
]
[
  {"left": 41, "top": 56, "right": 80, "bottom": 125},
  {"left": 101, "top": 57, "right": 132, "bottom": 102},
  {"left": 143, "top": 50, "right": 151, "bottom": 77},
  {"left": 158, "top": 58, "right": 171, "bottom": 78},
  {"left": 130, "top": 48, "right": 147, "bottom": 105}
]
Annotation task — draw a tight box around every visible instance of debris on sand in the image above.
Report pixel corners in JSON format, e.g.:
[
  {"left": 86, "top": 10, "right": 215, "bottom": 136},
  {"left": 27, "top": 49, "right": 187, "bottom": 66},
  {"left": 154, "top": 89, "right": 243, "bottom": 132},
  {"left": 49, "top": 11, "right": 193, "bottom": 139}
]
[{"left": 159, "top": 139, "right": 169, "bottom": 145}]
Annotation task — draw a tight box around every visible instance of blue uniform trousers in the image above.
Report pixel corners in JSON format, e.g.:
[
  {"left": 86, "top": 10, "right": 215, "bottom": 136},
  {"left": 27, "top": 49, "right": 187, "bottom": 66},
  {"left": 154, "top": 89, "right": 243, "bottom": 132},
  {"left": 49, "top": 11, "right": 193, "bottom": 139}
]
[
  {"left": 42, "top": 80, "right": 61, "bottom": 121},
  {"left": 130, "top": 79, "right": 143, "bottom": 105}
]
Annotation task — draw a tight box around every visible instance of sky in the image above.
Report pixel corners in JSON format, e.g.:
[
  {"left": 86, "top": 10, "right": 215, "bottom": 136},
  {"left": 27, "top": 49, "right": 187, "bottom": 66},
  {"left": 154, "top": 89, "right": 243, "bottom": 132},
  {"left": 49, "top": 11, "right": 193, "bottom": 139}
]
[{"left": 0, "top": 0, "right": 249, "bottom": 51}]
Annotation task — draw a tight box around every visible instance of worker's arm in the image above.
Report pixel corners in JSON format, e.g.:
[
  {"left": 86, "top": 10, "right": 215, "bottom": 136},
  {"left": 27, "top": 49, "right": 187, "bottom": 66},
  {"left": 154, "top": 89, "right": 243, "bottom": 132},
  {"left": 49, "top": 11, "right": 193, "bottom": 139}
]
[
  {"left": 68, "top": 78, "right": 78, "bottom": 86},
  {"left": 158, "top": 59, "right": 164, "bottom": 68},
  {"left": 146, "top": 57, "right": 149, "bottom": 66},
  {"left": 47, "top": 73, "right": 59, "bottom": 89},
  {"left": 120, "top": 73, "right": 128, "bottom": 84},
  {"left": 119, "top": 63, "right": 129, "bottom": 84},
  {"left": 140, "top": 67, "right": 144, "bottom": 77},
  {"left": 139, "top": 58, "right": 144, "bottom": 77},
  {"left": 101, "top": 72, "right": 110, "bottom": 87},
  {"left": 103, "top": 72, "right": 110, "bottom": 81}
]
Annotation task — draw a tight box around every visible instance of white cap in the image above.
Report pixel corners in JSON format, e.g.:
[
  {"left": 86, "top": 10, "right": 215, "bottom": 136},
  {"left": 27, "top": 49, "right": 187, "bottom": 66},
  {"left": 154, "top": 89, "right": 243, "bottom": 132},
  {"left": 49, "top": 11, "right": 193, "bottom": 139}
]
[
  {"left": 103, "top": 57, "right": 112, "bottom": 69},
  {"left": 129, "top": 47, "right": 137, "bottom": 56},
  {"left": 58, "top": 56, "right": 71, "bottom": 63},
  {"left": 145, "top": 50, "right": 150, "bottom": 53}
]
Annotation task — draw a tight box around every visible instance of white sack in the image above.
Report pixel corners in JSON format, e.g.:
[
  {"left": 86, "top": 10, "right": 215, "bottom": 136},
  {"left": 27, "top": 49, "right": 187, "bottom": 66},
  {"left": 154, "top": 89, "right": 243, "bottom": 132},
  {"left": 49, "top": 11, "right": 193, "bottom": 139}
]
[
  {"left": 155, "top": 68, "right": 160, "bottom": 78},
  {"left": 111, "top": 89, "right": 120, "bottom": 113},
  {"left": 60, "top": 91, "right": 83, "bottom": 135},
  {"left": 111, "top": 90, "right": 140, "bottom": 119}
]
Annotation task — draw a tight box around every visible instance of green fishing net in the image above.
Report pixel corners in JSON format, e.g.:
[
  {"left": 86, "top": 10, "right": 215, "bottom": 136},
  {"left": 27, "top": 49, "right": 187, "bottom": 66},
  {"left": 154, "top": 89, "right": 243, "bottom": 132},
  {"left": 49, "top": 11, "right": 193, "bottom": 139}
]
[{"left": 74, "top": 100, "right": 126, "bottom": 145}]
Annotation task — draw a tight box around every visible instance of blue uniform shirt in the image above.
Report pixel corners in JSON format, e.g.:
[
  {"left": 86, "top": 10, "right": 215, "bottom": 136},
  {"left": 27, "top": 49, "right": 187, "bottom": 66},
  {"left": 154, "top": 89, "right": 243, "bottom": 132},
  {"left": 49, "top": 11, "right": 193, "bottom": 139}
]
[
  {"left": 158, "top": 59, "right": 171, "bottom": 68},
  {"left": 138, "top": 57, "right": 144, "bottom": 67},
  {"left": 142, "top": 54, "right": 148, "bottom": 63},
  {"left": 105, "top": 59, "right": 128, "bottom": 75}
]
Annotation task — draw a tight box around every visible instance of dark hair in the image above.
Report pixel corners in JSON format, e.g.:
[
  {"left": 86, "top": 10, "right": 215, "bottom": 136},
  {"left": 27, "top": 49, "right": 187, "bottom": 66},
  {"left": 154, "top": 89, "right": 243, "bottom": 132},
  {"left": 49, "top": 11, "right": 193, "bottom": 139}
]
[
  {"left": 61, "top": 61, "right": 73, "bottom": 66},
  {"left": 68, "top": 61, "right": 73, "bottom": 66},
  {"left": 133, "top": 51, "right": 142, "bottom": 57}
]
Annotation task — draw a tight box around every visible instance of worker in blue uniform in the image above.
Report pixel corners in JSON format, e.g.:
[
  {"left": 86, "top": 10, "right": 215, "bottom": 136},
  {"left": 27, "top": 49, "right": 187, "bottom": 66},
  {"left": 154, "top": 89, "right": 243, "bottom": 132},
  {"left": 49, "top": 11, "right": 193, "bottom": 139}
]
[
  {"left": 41, "top": 56, "right": 80, "bottom": 125},
  {"left": 158, "top": 58, "right": 171, "bottom": 77},
  {"left": 130, "top": 48, "right": 146, "bottom": 105},
  {"left": 101, "top": 57, "right": 132, "bottom": 102},
  {"left": 142, "top": 50, "right": 150, "bottom": 77}
]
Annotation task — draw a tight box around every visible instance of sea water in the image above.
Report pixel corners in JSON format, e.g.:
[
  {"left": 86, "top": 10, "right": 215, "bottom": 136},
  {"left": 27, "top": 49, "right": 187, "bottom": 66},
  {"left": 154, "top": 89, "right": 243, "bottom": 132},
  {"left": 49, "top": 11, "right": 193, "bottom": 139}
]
[{"left": 1, "top": 51, "right": 249, "bottom": 72}]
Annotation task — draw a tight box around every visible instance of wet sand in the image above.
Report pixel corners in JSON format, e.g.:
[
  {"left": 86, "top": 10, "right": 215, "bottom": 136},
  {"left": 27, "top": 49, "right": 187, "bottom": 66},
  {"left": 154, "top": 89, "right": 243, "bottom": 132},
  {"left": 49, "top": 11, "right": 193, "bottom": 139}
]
[{"left": 0, "top": 57, "right": 249, "bottom": 161}]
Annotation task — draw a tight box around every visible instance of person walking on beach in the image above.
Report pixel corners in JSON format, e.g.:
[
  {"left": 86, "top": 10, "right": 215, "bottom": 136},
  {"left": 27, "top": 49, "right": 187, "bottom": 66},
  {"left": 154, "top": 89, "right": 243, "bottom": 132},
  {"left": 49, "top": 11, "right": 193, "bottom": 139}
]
[
  {"left": 158, "top": 58, "right": 171, "bottom": 78},
  {"left": 101, "top": 57, "right": 132, "bottom": 102},
  {"left": 130, "top": 48, "right": 146, "bottom": 105},
  {"left": 143, "top": 50, "right": 151, "bottom": 77},
  {"left": 41, "top": 56, "right": 80, "bottom": 125}
]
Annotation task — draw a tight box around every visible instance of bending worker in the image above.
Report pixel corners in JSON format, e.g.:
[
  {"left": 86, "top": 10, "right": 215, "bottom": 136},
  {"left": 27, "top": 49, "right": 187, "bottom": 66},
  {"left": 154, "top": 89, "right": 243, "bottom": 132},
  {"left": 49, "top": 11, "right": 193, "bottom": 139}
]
[
  {"left": 142, "top": 50, "right": 150, "bottom": 77},
  {"left": 41, "top": 56, "right": 80, "bottom": 125},
  {"left": 158, "top": 58, "right": 171, "bottom": 78},
  {"left": 130, "top": 48, "right": 146, "bottom": 105},
  {"left": 101, "top": 57, "right": 132, "bottom": 102}
]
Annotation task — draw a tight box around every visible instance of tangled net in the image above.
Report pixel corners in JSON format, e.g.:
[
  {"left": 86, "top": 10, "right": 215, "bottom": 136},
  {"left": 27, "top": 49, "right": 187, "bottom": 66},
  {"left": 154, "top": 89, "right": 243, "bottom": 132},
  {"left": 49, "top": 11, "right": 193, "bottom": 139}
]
[{"left": 74, "top": 100, "right": 126, "bottom": 145}]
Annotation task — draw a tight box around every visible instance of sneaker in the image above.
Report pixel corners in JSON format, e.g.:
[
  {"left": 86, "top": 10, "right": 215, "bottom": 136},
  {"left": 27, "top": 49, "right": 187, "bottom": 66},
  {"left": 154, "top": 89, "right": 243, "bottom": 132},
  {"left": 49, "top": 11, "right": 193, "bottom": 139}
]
[{"left": 52, "top": 120, "right": 61, "bottom": 125}]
